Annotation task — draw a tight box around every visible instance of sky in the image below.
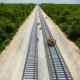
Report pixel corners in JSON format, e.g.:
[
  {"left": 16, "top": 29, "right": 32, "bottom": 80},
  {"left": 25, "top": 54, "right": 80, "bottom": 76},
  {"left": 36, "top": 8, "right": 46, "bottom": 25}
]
[{"left": 0, "top": 0, "right": 80, "bottom": 4}]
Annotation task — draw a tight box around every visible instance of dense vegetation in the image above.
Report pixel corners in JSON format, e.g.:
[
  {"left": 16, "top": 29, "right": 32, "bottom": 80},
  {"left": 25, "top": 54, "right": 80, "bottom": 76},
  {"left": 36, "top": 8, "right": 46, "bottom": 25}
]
[
  {"left": 0, "top": 4, "right": 35, "bottom": 53},
  {"left": 40, "top": 4, "right": 80, "bottom": 48}
]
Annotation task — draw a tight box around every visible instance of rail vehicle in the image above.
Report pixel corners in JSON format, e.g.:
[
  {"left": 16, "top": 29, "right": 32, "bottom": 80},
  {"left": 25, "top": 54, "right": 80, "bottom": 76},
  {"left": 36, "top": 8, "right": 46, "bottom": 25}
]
[{"left": 47, "top": 39, "right": 56, "bottom": 46}]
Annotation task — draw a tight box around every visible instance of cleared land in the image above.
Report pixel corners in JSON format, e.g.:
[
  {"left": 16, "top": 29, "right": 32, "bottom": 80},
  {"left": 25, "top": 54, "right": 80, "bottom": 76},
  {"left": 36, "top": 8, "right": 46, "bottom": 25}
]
[
  {"left": 40, "top": 4, "right": 80, "bottom": 48},
  {"left": 40, "top": 6, "right": 80, "bottom": 80},
  {"left": 0, "top": 6, "right": 36, "bottom": 80},
  {"left": 0, "top": 5, "right": 80, "bottom": 80}
]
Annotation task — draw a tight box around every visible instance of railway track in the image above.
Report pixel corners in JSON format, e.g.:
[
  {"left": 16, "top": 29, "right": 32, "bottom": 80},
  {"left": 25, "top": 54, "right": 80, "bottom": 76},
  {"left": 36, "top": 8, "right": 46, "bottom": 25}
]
[
  {"left": 38, "top": 8, "right": 73, "bottom": 80},
  {"left": 22, "top": 11, "right": 38, "bottom": 80},
  {"left": 22, "top": 7, "right": 73, "bottom": 80}
]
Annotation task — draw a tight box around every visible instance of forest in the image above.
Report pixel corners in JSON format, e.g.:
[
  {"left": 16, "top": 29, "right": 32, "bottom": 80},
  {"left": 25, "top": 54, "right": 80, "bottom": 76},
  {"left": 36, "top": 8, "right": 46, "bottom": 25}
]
[
  {"left": 0, "top": 4, "right": 35, "bottom": 53},
  {"left": 40, "top": 4, "right": 80, "bottom": 48}
]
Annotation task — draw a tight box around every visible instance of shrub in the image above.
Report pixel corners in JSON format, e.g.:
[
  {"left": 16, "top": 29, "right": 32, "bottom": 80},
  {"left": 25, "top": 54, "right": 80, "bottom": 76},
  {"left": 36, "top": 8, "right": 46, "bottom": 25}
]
[
  {"left": 0, "top": 4, "right": 35, "bottom": 54},
  {"left": 40, "top": 4, "right": 80, "bottom": 48}
]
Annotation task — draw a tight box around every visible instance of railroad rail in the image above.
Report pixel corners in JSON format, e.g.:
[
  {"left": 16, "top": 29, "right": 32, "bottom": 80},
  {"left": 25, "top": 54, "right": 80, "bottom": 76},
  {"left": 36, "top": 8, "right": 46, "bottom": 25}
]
[
  {"left": 22, "top": 7, "right": 72, "bottom": 80},
  {"left": 38, "top": 7, "right": 73, "bottom": 80},
  {"left": 22, "top": 12, "right": 38, "bottom": 80}
]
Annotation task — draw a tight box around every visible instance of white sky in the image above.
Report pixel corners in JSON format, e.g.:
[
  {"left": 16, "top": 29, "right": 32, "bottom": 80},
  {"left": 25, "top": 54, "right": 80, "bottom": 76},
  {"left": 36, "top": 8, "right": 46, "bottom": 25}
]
[{"left": 0, "top": 0, "right": 80, "bottom": 4}]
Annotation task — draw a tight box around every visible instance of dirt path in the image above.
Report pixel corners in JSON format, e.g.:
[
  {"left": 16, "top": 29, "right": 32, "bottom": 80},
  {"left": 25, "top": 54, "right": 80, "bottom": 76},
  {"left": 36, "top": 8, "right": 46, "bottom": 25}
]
[
  {"left": 41, "top": 8, "right": 80, "bottom": 80},
  {"left": 0, "top": 7, "right": 37, "bottom": 80}
]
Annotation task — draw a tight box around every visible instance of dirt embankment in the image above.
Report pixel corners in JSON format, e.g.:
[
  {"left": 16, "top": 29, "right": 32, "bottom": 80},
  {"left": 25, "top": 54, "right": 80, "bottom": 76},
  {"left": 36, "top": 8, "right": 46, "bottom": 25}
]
[
  {"left": 41, "top": 8, "right": 80, "bottom": 80},
  {"left": 0, "top": 7, "right": 37, "bottom": 80}
]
